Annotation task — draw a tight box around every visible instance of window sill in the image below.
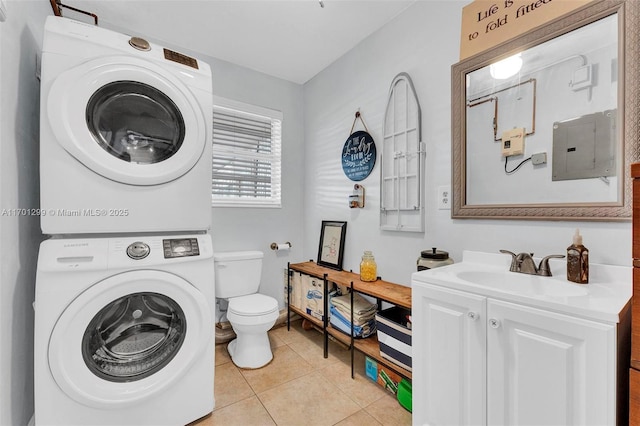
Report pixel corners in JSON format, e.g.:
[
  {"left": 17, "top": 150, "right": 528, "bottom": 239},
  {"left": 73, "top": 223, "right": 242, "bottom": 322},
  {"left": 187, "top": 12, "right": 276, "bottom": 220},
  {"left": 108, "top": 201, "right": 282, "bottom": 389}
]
[{"left": 212, "top": 202, "right": 282, "bottom": 209}]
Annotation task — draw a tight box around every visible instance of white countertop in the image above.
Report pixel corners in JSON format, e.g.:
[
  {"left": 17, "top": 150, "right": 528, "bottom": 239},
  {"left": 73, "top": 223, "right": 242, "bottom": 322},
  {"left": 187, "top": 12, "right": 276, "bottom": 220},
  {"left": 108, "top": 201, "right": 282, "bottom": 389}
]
[{"left": 411, "top": 250, "right": 632, "bottom": 323}]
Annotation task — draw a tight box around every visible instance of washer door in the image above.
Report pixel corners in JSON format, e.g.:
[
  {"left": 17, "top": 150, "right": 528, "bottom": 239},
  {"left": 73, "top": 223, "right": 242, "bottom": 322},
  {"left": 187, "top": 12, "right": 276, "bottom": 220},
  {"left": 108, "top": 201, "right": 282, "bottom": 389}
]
[
  {"left": 47, "top": 56, "right": 207, "bottom": 186},
  {"left": 48, "top": 270, "right": 212, "bottom": 408}
]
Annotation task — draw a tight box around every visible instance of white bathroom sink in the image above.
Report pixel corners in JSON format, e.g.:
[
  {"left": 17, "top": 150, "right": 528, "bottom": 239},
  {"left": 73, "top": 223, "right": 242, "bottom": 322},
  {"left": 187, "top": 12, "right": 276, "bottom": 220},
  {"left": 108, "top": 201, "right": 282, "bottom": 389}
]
[
  {"left": 455, "top": 270, "right": 589, "bottom": 298},
  {"left": 412, "top": 250, "right": 632, "bottom": 323}
]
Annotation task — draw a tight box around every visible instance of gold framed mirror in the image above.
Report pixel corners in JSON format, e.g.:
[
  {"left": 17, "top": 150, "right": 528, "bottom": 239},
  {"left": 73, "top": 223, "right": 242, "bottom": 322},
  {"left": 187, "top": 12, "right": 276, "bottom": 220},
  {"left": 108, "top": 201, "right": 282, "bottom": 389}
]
[{"left": 452, "top": 0, "right": 639, "bottom": 221}]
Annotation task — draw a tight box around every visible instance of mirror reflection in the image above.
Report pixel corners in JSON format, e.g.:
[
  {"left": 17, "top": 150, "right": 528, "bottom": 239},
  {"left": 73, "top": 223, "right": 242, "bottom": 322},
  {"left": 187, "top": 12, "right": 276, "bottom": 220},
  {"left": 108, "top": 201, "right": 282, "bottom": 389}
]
[{"left": 465, "top": 13, "right": 619, "bottom": 206}]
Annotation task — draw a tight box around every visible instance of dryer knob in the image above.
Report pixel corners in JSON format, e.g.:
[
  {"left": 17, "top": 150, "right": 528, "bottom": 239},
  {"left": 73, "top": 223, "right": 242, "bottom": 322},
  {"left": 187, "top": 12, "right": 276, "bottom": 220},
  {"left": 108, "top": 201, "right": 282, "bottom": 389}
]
[
  {"left": 129, "top": 37, "right": 151, "bottom": 51},
  {"left": 127, "top": 242, "right": 150, "bottom": 260}
]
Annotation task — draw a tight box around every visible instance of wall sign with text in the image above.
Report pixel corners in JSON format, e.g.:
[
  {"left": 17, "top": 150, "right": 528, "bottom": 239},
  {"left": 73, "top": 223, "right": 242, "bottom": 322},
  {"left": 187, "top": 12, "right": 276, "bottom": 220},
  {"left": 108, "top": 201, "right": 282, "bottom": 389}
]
[
  {"left": 341, "top": 131, "right": 376, "bottom": 182},
  {"left": 459, "top": 0, "right": 593, "bottom": 60}
]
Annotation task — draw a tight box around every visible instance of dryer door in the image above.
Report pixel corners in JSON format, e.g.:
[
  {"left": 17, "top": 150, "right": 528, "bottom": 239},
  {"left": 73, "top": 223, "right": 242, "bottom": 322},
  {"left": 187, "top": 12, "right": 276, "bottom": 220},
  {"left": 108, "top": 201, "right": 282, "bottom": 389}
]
[
  {"left": 47, "top": 56, "right": 208, "bottom": 186},
  {"left": 48, "top": 270, "right": 212, "bottom": 408}
]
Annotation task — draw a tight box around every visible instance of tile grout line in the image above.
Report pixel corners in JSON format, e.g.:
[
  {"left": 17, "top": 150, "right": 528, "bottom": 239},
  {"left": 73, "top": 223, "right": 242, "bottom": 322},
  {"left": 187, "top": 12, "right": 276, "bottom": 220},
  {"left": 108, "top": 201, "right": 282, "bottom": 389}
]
[
  {"left": 239, "top": 358, "right": 317, "bottom": 396},
  {"left": 211, "top": 321, "right": 410, "bottom": 425},
  {"left": 253, "top": 392, "right": 279, "bottom": 426},
  {"left": 282, "top": 331, "right": 372, "bottom": 426},
  {"left": 251, "top": 338, "right": 321, "bottom": 426}
]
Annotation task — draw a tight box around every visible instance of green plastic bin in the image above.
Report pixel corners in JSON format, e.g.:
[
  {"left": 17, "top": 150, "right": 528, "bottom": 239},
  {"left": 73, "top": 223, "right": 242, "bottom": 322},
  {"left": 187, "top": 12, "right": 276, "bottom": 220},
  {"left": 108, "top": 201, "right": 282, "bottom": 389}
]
[{"left": 396, "top": 378, "right": 412, "bottom": 412}]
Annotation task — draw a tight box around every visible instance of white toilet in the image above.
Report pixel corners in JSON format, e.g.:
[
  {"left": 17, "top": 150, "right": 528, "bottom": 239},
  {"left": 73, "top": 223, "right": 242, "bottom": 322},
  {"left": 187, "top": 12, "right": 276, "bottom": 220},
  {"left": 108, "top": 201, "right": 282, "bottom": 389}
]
[{"left": 214, "top": 251, "right": 279, "bottom": 369}]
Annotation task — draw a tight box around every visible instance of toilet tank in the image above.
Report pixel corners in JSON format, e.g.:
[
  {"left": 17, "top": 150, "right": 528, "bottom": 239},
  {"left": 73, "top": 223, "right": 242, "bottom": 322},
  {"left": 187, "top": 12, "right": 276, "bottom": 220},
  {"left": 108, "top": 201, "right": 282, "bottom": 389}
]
[{"left": 213, "top": 251, "right": 263, "bottom": 299}]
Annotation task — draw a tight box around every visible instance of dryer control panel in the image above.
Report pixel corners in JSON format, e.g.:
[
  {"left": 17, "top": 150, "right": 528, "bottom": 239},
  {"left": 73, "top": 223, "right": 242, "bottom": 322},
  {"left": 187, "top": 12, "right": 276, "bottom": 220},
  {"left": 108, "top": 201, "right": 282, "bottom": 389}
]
[{"left": 163, "top": 238, "right": 200, "bottom": 259}]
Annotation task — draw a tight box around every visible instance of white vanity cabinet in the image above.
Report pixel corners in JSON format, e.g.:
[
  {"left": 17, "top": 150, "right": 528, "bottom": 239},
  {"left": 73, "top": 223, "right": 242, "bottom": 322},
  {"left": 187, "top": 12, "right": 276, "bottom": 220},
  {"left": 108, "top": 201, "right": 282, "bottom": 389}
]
[
  {"left": 488, "top": 298, "right": 614, "bottom": 426},
  {"left": 412, "top": 283, "right": 487, "bottom": 426},
  {"left": 411, "top": 251, "right": 631, "bottom": 426}
]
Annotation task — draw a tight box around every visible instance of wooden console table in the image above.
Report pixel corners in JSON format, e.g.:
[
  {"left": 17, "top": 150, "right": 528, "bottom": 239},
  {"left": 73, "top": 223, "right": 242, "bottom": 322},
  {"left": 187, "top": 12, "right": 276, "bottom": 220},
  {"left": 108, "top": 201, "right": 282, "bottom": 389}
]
[{"left": 287, "top": 261, "right": 412, "bottom": 380}]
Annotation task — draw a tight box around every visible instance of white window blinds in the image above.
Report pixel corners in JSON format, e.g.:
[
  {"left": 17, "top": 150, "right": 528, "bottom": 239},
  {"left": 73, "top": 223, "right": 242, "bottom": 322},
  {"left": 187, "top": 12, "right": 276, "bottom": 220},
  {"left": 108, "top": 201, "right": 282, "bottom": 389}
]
[{"left": 212, "top": 97, "right": 282, "bottom": 207}]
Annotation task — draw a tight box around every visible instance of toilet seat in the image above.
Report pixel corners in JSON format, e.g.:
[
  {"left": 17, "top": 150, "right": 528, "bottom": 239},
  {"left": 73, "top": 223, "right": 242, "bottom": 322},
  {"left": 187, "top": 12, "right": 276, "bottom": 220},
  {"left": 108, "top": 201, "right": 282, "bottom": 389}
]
[
  {"left": 227, "top": 294, "right": 279, "bottom": 328},
  {"left": 228, "top": 294, "right": 278, "bottom": 317}
]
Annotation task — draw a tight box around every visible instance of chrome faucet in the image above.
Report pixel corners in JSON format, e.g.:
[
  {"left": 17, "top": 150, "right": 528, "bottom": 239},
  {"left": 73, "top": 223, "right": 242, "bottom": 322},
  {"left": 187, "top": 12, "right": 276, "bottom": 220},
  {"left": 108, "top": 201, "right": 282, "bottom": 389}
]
[{"left": 499, "top": 250, "right": 565, "bottom": 276}]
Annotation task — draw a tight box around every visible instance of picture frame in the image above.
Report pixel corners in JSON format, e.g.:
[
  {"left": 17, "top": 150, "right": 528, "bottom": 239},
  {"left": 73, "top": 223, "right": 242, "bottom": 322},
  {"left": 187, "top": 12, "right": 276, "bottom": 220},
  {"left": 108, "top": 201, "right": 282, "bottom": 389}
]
[{"left": 317, "top": 221, "right": 347, "bottom": 270}]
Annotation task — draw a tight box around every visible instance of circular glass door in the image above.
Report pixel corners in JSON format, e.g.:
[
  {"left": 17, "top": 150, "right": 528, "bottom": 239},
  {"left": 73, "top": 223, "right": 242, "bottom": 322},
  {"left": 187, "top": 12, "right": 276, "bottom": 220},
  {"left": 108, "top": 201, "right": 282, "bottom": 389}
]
[
  {"left": 82, "top": 292, "right": 186, "bottom": 382},
  {"left": 48, "top": 270, "right": 211, "bottom": 408},
  {"left": 46, "top": 56, "right": 208, "bottom": 186},
  {"left": 86, "top": 81, "right": 185, "bottom": 165}
]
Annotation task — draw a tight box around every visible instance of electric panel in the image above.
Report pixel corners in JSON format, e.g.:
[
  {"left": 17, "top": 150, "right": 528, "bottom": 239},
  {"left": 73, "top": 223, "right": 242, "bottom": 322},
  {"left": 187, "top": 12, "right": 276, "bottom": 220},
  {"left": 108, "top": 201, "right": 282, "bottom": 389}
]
[{"left": 552, "top": 110, "right": 616, "bottom": 181}]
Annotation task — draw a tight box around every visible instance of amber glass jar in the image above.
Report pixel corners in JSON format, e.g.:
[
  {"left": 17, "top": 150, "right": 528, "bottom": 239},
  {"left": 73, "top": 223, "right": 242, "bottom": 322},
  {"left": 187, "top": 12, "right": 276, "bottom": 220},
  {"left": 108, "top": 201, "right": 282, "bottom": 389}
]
[{"left": 360, "top": 251, "right": 377, "bottom": 282}]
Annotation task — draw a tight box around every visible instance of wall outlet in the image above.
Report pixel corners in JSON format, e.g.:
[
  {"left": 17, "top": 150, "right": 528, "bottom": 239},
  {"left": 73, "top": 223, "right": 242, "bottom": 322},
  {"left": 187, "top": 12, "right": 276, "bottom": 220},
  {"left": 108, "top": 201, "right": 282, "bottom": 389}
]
[
  {"left": 531, "top": 152, "right": 547, "bottom": 165},
  {"left": 438, "top": 185, "right": 451, "bottom": 210}
]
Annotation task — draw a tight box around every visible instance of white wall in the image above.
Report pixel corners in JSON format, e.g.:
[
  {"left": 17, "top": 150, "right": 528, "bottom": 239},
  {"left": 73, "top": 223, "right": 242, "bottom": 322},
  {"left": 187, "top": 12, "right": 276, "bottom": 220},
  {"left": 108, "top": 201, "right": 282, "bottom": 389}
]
[
  {"left": 0, "top": 1, "right": 49, "bottom": 425},
  {"left": 302, "top": 0, "right": 632, "bottom": 288},
  {"left": 206, "top": 58, "right": 305, "bottom": 307}
]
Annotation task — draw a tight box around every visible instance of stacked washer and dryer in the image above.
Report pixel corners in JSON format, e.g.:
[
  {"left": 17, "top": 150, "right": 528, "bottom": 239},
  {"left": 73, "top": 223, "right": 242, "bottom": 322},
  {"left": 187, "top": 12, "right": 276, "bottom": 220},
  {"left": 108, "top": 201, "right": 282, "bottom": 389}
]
[{"left": 34, "top": 16, "right": 215, "bottom": 426}]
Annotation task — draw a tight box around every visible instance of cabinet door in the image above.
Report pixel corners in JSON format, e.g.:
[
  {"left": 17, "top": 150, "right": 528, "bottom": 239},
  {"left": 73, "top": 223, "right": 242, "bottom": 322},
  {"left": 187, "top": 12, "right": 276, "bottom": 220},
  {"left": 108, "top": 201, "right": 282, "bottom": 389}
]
[
  {"left": 487, "top": 299, "right": 615, "bottom": 426},
  {"left": 632, "top": 267, "right": 640, "bottom": 364},
  {"left": 630, "top": 368, "right": 640, "bottom": 425},
  {"left": 412, "top": 282, "right": 487, "bottom": 426}
]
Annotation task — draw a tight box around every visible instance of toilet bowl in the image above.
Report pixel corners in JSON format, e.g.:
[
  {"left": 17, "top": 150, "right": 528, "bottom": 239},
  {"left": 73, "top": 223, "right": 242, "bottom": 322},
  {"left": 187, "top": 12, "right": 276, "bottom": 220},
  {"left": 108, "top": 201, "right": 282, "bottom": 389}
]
[
  {"left": 214, "top": 251, "right": 279, "bottom": 369},
  {"left": 226, "top": 293, "right": 279, "bottom": 368}
]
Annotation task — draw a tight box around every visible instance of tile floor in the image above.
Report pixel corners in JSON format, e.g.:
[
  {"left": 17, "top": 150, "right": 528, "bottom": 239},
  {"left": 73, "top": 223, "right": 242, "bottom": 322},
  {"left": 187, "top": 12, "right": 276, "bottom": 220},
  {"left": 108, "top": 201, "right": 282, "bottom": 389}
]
[{"left": 190, "top": 319, "right": 412, "bottom": 426}]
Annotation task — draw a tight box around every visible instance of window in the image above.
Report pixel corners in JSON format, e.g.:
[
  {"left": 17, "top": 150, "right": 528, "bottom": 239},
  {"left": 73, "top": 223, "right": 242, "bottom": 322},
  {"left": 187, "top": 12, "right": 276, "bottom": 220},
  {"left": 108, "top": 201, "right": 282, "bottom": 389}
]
[{"left": 211, "top": 97, "right": 282, "bottom": 207}]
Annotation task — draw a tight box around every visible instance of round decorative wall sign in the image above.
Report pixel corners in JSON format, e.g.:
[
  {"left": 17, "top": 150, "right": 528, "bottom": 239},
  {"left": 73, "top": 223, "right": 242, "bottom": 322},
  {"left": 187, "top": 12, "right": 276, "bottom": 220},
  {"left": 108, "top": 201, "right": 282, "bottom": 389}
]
[{"left": 341, "top": 130, "right": 376, "bottom": 181}]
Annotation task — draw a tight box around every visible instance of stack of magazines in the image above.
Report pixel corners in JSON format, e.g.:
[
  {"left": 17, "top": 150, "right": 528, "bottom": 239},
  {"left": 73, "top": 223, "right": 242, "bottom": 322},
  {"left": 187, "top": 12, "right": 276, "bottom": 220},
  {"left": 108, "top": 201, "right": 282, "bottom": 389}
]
[{"left": 329, "top": 292, "right": 377, "bottom": 338}]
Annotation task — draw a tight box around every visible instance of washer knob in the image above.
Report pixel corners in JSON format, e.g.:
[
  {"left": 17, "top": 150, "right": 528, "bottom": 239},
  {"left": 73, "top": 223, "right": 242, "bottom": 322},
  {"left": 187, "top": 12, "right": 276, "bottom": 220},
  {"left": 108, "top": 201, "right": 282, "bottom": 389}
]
[
  {"left": 127, "top": 242, "right": 150, "bottom": 260},
  {"left": 129, "top": 36, "right": 151, "bottom": 51}
]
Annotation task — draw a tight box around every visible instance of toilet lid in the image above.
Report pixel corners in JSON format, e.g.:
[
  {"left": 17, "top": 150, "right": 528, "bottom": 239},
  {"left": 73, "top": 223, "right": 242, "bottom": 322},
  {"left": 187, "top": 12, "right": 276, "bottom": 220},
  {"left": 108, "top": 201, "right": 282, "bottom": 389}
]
[{"left": 228, "top": 294, "right": 278, "bottom": 317}]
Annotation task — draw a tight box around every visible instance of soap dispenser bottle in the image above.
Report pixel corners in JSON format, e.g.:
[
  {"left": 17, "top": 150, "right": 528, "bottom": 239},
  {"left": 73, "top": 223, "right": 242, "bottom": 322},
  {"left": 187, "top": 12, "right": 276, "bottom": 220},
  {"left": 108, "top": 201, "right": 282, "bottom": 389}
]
[{"left": 567, "top": 228, "right": 589, "bottom": 284}]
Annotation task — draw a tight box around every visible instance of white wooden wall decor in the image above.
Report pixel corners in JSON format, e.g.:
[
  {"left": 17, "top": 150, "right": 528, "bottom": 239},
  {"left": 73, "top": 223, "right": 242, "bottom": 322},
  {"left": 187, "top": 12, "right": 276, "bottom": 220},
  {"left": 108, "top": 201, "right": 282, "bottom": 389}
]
[{"left": 380, "top": 73, "right": 424, "bottom": 232}]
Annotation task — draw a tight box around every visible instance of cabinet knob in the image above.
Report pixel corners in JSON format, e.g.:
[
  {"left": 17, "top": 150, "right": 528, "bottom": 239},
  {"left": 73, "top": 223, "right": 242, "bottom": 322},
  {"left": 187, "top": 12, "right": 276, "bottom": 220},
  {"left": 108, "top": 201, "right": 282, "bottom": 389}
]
[
  {"left": 467, "top": 311, "right": 478, "bottom": 321},
  {"left": 489, "top": 318, "right": 501, "bottom": 329}
]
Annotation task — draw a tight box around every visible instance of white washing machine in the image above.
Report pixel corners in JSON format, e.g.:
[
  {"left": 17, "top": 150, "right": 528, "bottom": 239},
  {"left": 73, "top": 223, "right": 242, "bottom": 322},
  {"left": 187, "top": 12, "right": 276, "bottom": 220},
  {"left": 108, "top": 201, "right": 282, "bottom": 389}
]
[
  {"left": 39, "top": 16, "right": 212, "bottom": 234},
  {"left": 34, "top": 234, "right": 215, "bottom": 426}
]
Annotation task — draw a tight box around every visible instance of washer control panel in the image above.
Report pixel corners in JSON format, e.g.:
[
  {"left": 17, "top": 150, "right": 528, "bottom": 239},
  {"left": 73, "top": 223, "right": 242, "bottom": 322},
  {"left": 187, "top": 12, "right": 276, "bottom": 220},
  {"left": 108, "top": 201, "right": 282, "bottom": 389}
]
[
  {"left": 163, "top": 238, "right": 200, "bottom": 259},
  {"left": 126, "top": 242, "right": 150, "bottom": 260}
]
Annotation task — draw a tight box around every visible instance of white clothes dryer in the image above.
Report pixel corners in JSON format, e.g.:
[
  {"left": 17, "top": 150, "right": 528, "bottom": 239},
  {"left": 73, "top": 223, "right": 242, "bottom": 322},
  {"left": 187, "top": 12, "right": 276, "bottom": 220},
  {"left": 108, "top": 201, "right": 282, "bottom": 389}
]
[
  {"left": 39, "top": 16, "right": 212, "bottom": 234},
  {"left": 34, "top": 234, "right": 215, "bottom": 426}
]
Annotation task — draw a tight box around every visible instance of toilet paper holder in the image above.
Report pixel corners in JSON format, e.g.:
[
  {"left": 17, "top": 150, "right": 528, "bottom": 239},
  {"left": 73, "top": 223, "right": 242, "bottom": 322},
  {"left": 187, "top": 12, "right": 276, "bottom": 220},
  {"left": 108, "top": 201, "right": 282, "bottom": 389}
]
[{"left": 270, "top": 242, "right": 292, "bottom": 251}]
